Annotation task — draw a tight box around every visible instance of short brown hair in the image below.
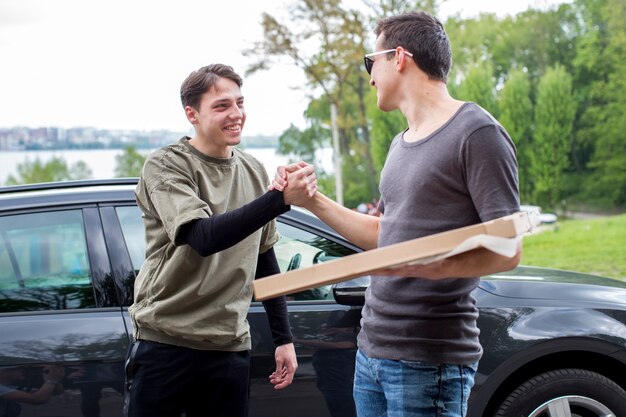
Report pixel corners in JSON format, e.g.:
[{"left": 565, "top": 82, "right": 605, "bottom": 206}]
[
  {"left": 180, "top": 64, "right": 243, "bottom": 110},
  {"left": 375, "top": 11, "right": 451, "bottom": 83}
]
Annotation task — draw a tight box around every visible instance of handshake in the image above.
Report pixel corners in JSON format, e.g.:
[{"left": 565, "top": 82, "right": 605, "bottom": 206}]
[{"left": 270, "top": 161, "right": 318, "bottom": 207}]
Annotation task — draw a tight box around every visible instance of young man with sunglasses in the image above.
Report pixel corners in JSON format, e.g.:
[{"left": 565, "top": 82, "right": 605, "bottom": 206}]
[
  {"left": 273, "top": 11, "right": 520, "bottom": 417},
  {"left": 126, "top": 64, "right": 317, "bottom": 417}
]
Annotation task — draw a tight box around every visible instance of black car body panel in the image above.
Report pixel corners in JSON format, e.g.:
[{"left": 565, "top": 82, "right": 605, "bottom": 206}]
[{"left": 1, "top": 179, "right": 625, "bottom": 417}]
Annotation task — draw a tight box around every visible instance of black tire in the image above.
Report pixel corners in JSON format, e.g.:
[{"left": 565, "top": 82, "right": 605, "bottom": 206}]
[{"left": 494, "top": 368, "right": 626, "bottom": 417}]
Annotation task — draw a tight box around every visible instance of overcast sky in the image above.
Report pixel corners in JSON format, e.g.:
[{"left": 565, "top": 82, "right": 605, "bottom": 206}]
[{"left": 0, "top": 0, "right": 569, "bottom": 136}]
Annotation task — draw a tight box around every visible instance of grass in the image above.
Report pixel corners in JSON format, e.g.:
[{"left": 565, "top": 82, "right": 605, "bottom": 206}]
[{"left": 521, "top": 214, "right": 626, "bottom": 280}]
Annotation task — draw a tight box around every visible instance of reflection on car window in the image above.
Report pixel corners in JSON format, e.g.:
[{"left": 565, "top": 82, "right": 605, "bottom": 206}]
[
  {"left": 111, "top": 210, "right": 355, "bottom": 302},
  {"left": 275, "top": 222, "right": 354, "bottom": 301},
  {"left": 0, "top": 210, "right": 95, "bottom": 312},
  {"left": 116, "top": 206, "right": 146, "bottom": 273}
]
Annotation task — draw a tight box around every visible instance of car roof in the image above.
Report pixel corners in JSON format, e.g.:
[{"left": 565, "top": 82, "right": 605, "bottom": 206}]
[
  {"left": 0, "top": 178, "right": 139, "bottom": 211},
  {"left": 0, "top": 178, "right": 334, "bottom": 229}
]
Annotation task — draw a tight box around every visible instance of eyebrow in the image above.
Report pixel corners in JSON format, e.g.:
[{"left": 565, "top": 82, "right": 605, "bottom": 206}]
[{"left": 211, "top": 96, "right": 244, "bottom": 105}]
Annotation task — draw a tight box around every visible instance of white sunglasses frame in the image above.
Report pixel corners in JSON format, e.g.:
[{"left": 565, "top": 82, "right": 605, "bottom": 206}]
[{"left": 364, "top": 48, "right": 414, "bottom": 74}]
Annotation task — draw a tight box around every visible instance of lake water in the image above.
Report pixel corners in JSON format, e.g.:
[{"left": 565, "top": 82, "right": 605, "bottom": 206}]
[{"left": 0, "top": 147, "right": 335, "bottom": 185}]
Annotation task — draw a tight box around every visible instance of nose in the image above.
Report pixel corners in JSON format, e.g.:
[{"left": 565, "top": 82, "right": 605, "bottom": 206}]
[
  {"left": 229, "top": 103, "right": 243, "bottom": 118},
  {"left": 369, "top": 77, "right": 375, "bottom": 87}
]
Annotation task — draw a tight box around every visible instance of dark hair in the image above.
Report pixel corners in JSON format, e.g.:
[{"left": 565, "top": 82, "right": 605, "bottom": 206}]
[
  {"left": 375, "top": 11, "right": 451, "bottom": 83},
  {"left": 180, "top": 64, "right": 243, "bottom": 110}
]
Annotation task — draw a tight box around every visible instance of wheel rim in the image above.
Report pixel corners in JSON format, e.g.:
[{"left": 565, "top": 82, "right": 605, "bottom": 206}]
[{"left": 529, "top": 395, "right": 615, "bottom": 417}]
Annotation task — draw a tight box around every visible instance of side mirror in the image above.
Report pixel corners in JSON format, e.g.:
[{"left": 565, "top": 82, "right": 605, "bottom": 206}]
[{"left": 332, "top": 276, "right": 371, "bottom": 306}]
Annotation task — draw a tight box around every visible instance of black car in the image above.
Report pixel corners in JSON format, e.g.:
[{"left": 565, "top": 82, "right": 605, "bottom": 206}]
[{"left": 1, "top": 179, "right": 625, "bottom": 417}]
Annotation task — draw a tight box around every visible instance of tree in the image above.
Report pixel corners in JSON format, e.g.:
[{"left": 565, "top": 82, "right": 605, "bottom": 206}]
[
  {"left": 244, "top": 0, "right": 373, "bottom": 204},
  {"left": 370, "top": 108, "right": 406, "bottom": 173},
  {"left": 6, "top": 157, "right": 92, "bottom": 185},
  {"left": 245, "top": 0, "right": 439, "bottom": 207},
  {"left": 575, "top": 0, "right": 626, "bottom": 206},
  {"left": 70, "top": 161, "right": 93, "bottom": 180},
  {"left": 530, "top": 65, "right": 577, "bottom": 211},
  {"left": 275, "top": 122, "right": 337, "bottom": 197},
  {"left": 455, "top": 61, "right": 498, "bottom": 117},
  {"left": 244, "top": 0, "right": 624, "bottom": 211},
  {"left": 444, "top": 13, "right": 503, "bottom": 84},
  {"left": 114, "top": 146, "right": 146, "bottom": 178},
  {"left": 277, "top": 96, "right": 332, "bottom": 164},
  {"left": 491, "top": 6, "right": 580, "bottom": 82},
  {"left": 498, "top": 69, "right": 533, "bottom": 201}
]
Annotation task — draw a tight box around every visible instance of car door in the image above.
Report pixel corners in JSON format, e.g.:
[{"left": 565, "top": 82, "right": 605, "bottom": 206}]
[
  {"left": 247, "top": 220, "right": 361, "bottom": 417},
  {"left": 107, "top": 204, "right": 363, "bottom": 417},
  {"left": 0, "top": 206, "right": 129, "bottom": 417}
]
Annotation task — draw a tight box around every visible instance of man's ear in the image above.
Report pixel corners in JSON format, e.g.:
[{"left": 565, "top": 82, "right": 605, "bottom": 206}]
[
  {"left": 185, "top": 106, "right": 198, "bottom": 124},
  {"left": 396, "top": 49, "right": 409, "bottom": 72}
]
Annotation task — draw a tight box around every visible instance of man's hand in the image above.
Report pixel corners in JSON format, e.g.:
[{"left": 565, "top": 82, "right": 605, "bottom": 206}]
[
  {"left": 43, "top": 365, "right": 65, "bottom": 383},
  {"left": 269, "top": 342, "right": 298, "bottom": 390},
  {"left": 269, "top": 162, "right": 306, "bottom": 192},
  {"left": 277, "top": 162, "right": 318, "bottom": 206}
]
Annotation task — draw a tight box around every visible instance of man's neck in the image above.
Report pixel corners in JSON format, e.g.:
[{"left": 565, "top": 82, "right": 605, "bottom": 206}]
[
  {"left": 399, "top": 82, "right": 464, "bottom": 143},
  {"left": 187, "top": 136, "right": 232, "bottom": 159}
]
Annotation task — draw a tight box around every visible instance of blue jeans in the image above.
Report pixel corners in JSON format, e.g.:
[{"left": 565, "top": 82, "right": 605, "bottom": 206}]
[{"left": 353, "top": 349, "right": 477, "bottom": 417}]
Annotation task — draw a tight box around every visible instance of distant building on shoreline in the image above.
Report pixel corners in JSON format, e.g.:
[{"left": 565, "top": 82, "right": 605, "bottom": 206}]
[{"left": 0, "top": 126, "right": 278, "bottom": 151}]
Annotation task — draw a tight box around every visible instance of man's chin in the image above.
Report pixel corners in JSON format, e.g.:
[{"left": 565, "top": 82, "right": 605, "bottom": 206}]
[
  {"left": 377, "top": 102, "right": 397, "bottom": 113},
  {"left": 228, "top": 137, "right": 242, "bottom": 147}
]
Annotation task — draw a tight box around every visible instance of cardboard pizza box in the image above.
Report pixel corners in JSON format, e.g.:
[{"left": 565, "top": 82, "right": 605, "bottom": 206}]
[{"left": 253, "top": 211, "right": 532, "bottom": 301}]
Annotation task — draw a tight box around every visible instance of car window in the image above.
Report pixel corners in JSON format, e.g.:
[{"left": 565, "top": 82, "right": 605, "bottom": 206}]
[
  {"left": 275, "top": 222, "right": 355, "bottom": 301},
  {"left": 116, "top": 206, "right": 146, "bottom": 273},
  {"left": 0, "top": 210, "right": 96, "bottom": 312},
  {"left": 114, "top": 208, "right": 355, "bottom": 302}
]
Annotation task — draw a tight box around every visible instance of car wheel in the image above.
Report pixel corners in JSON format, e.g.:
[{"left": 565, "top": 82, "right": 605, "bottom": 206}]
[{"left": 494, "top": 368, "right": 626, "bottom": 417}]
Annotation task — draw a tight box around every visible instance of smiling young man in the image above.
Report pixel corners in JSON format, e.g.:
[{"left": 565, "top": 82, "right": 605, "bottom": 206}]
[
  {"left": 273, "top": 11, "right": 520, "bottom": 417},
  {"left": 125, "top": 64, "right": 317, "bottom": 417}
]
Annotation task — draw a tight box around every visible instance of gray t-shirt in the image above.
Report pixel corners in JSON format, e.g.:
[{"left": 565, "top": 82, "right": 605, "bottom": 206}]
[{"left": 358, "top": 102, "right": 519, "bottom": 365}]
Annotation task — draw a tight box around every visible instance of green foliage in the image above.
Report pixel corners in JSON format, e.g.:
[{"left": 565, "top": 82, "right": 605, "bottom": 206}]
[
  {"left": 498, "top": 69, "right": 533, "bottom": 201},
  {"left": 244, "top": 0, "right": 371, "bottom": 204},
  {"left": 455, "top": 61, "right": 498, "bottom": 117},
  {"left": 530, "top": 65, "right": 577, "bottom": 211},
  {"left": 6, "top": 157, "right": 92, "bottom": 185},
  {"left": 367, "top": 80, "right": 406, "bottom": 174},
  {"left": 370, "top": 109, "right": 406, "bottom": 173},
  {"left": 114, "top": 146, "right": 146, "bottom": 178},
  {"left": 277, "top": 122, "right": 331, "bottom": 168},
  {"left": 316, "top": 174, "right": 337, "bottom": 201},
  {"left": 70, "top": 161, "right": 93, "bottom": 180},
  {"left": 246, "top": 0, "right": 625, "bottom": 214},
  {"left": 576, "top": 0, "right": 626, "bottom": 206},
  {"left": 493, "top": 7, "right": 580, "bottom": 81},
  {"left": 522, "top": 214, "right": 626, "bottom": 279},
  {"left": 341, "top": 152, "right": 375, "bottom": 208},
  {"left": 245, "top": 0, "right": 422, "bottom": 207},
  {"left": 445, "top": 14, "right": 503, "bottom": 82}
]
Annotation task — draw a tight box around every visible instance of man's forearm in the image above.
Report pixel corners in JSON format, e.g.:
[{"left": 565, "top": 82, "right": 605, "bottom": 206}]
[
  {"left": 303, "top": 192, "right": 380, "bottom": 250},
  {"left": 256, "top": 248, "right": 293, "bottom": 346},
  {"left": 440, "top": 243, "right": 522, "bottom": 278},
  {"left": 177, "top": 190, "right": 288, "bottom": 256}
]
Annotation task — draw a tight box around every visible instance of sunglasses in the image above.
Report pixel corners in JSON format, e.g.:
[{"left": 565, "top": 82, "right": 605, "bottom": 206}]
[{"left": 364, "top": 48, "right": 414, "bottom": 75}]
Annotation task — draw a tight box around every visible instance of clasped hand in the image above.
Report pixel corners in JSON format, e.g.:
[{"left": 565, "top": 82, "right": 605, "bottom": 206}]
[{"left": 269, "top": 161, "right": 317, "bottom": 207}]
